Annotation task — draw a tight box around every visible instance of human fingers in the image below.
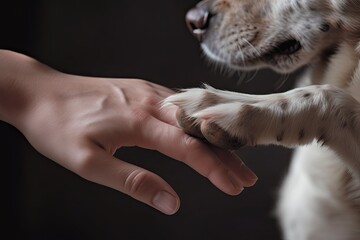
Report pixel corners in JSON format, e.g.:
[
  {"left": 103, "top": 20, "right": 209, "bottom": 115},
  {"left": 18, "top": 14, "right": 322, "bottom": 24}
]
[
  {"left": 153, "top": 103, "right": 179, "bottom": 126},
  {"left": 212, "top": 147, "right": 258, "bottom": 187},
  {"left": 137, "top": 117, "right": 251, "bottom": 196},
  {"left": 154, "top": 101, "right": 258, "bottom": 187},
  {"left": 144, "top": 81, "right": 176, "bottom": 96},
  {"left": 113, "top": 78, "right": 175, "bottom": 98},
  {"left": 75, "top": 147, "right": 180, "bottom": 215}
]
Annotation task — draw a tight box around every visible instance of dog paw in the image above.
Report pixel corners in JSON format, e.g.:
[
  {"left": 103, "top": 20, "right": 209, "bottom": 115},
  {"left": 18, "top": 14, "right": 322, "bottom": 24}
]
[{"left": 163, "top": 85, "right": 260, "bottom": 149}]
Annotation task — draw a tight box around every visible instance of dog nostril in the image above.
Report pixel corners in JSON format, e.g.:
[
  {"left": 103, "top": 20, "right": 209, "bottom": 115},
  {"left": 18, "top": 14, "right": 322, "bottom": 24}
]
[
  {"left": 185, "top": 7, "right": 212, "bottom": 42},
  {"left": 186, "top": 8, "right": 210, "bottom": 30}
]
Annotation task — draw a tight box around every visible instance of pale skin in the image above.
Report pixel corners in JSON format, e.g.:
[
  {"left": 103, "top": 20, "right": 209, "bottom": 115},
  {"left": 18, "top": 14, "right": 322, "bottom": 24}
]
[{"left": 0, "top": 50, "right": 257, "bottom": 215}]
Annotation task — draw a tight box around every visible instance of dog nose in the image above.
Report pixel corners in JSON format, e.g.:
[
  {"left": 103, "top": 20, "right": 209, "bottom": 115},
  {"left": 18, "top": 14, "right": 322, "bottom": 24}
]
[{"left": 185, "top": 5, "right": 212, "bottom": 42}]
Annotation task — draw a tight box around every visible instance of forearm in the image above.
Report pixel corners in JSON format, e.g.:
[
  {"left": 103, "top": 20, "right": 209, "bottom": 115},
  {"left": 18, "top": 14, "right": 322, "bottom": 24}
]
[{"left": 0, "top": 50, "right": 59, "bottom": 127}]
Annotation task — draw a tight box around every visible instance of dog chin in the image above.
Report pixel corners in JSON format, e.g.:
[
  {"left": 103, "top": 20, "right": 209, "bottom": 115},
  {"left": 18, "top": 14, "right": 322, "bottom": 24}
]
[
  {"left": 201, "top": 44, "right": 226, "bottom": 63},
  {"left": 202, "top": 44, "right": 259, "bottom": 70},
  {"left": 201, "top": 43, "right": 291, "bottom": 73}
]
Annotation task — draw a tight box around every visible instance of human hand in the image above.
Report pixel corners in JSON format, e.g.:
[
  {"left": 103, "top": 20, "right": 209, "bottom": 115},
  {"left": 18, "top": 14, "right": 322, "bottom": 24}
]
[{"left": 3, "top": 51, "right": 257, "bottom": 215}]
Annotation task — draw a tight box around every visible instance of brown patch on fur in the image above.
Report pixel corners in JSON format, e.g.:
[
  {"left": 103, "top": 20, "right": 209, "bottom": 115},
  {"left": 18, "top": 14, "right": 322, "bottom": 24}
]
[
  {"left": 341, "top": 170, "right": 353, "bottom": 188},
  {"left": 349, "top": 111, "right": 358, "bottom": 129},
  {"left": 317, "top": 131, "right": 327, "bottom": 146},
  {"left": 202, "top": 122, "right": 245, "bottom": 149},
  {"left": 321, "top": 45, "right": 340, "bottom": 63},
  {"left": 303, "top": 93, "right": 312, "bottom": 98},
  {"left": 277, "top": 130, "right": 285, "bottom": 142},
  {"left": 176, "top": 109, "right": 204, "bottom": 139},
  {"left": 299, "top": 128, "right": 305, "bottom": 140},
  {"left": 335, "top": 108, "right": 342, "bottom": 118},
  {"left": 198, "top": 92, "right": 221, "bottom": 110},
  {"left": 237, "top": 104, "right": 261, "bottom": 127},
  {"left": 279, "top": 99, "right": 289, "bottom": 110},
  {"left": 212, "top": 0, "right": 231, "bottom": 12},
  {"left": 341, "top": 170, "right": 360, "bottom": 215}
]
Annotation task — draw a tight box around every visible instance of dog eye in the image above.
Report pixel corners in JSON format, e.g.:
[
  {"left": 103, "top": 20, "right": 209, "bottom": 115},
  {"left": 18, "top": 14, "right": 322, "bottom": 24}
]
[{"left": 274, "top": 39, "right": 302, "bottom": 55}]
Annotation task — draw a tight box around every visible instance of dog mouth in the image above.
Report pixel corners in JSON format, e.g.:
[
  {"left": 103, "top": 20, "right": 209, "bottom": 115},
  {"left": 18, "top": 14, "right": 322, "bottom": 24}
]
[
  {"left": 237, "top": 38, "right": 303, "bottom": 67},
  {"left": 249, "top": 39, "right": 302, "bottom": 65},
  {"left": 271, "top": 39, "right": 302, "bottom": 55},
  {"left": 203, "top": 36, "right": 303, "bottom": 71}
]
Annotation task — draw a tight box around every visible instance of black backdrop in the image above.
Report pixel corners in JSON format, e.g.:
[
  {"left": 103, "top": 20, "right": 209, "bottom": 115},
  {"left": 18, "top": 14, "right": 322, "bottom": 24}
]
[{"left": 2, "top": 1, "right": 299, "bottom": 239}]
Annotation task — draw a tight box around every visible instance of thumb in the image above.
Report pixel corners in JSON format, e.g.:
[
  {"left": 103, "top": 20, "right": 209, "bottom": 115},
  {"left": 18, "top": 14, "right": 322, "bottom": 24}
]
[{"left": 76, "top": 148, "right": 180, "bottom": 215}]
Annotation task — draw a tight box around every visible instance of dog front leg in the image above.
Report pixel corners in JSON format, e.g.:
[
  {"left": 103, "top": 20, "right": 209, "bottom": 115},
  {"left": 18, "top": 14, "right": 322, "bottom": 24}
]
[{"left": 164, "top": 84, "right": 360, "bottom": 177}]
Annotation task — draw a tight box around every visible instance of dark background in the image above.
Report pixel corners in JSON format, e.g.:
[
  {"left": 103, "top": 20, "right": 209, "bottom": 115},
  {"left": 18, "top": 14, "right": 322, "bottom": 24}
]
[{"left": 2, "top": 1, "right": 300, "bottom": 239}]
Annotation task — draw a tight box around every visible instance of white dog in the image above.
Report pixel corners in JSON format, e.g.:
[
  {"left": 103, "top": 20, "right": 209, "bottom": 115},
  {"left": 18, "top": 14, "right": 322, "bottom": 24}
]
[{"left": 163, "top": 0, "right": 360, "bottom": 239}]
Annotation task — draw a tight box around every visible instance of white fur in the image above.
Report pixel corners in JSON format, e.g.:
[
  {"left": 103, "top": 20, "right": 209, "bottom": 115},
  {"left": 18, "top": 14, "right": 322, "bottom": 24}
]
[
  {"left": 164, "top": 0, "right": 360, "bottom": 239},
  {"left": 278, "top": 144, "right": 360, "bottom": 240}
]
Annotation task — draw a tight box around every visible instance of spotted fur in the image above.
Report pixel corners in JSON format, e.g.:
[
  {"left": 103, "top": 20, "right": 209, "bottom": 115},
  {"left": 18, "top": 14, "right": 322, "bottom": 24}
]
[{"left": 163, "top": 0, "right": 360, "bottom": 239}]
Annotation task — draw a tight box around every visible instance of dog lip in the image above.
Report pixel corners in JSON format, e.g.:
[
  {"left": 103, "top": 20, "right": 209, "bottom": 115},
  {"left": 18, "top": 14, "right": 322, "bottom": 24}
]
[
  {"left": 202, "top": 37, "right": 302, "bottom": 70},
  {"left": 232, "top": 39, "right": 302, "bottom": 65},
  {"left": 272, "top": 39, "right": 302, "bottom": 55}
]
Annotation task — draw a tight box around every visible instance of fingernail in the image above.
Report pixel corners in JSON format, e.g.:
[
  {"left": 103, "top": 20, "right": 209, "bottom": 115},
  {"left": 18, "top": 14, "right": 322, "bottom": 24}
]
[
  {"left": 227, "top": 171, "right": 244, "bottom": 193},
  {"left": 152, "top": 191, "right": 179, "bottom": 215},
  {"left": 242, "top": 165, "right": 258, "bottom": 182}
]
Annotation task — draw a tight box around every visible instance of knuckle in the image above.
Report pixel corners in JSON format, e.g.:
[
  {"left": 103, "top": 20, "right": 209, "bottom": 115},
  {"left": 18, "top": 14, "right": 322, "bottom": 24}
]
[
  {"left": 141, "top": 94, "right": 161, "bottom": 106},
  {"left": 131, "top": 108, "right": 152, "bottom": 128},
  {"left": 181, "top": 135, "right": 204, "bottom": 162},
  {"left": 183, "top": 135, "right": 223, "bottom": 177},
  {"left": 205, "top": 156, "right": 223, "bottom": 178},
  {"left": 123, "top": 170, "right": 149, "bottom": 196},
  {"left": 133, "top": 78, "right": 147, "bottom": 85},
  {"left": 184, "top": 134, "right": 204, "bottom": 151}
]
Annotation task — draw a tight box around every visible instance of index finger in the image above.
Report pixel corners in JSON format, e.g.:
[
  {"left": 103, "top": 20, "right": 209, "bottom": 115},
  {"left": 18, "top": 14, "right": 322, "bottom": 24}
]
[{"left": 137, "top": 116, "right": 257, "bottom": 195}]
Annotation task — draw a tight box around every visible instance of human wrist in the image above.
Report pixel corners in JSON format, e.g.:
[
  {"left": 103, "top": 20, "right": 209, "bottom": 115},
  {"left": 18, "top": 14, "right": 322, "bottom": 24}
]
[{"left": 0, "top": 50, "right": 60, "bottom": 128}]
